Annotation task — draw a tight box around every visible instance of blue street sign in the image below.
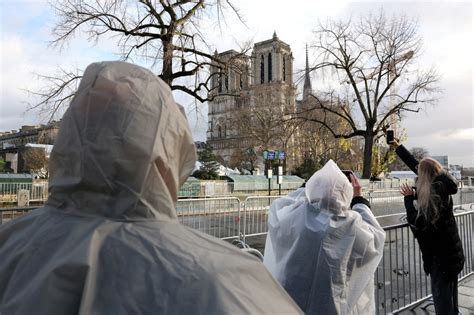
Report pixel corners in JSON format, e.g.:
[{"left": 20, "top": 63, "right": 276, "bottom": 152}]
[{"left": 279, "top": 151, "right": 286, "bottom": 160}]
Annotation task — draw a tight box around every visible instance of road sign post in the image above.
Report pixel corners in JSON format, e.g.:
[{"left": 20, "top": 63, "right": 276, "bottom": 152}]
[{"left": 277, "top": 166, "right": 283, "bottom": 195}]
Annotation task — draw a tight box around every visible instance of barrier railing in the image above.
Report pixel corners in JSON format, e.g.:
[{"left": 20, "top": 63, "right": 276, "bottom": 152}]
[
  {"left": 0, "top": 182, "right": 49, "bottom": 205},
  {"left": 242, "top": 196, "right": 280, "bottom": 240},
  {"left": 364, "top": 190, "right": 406, "bottom": 216},
  {"left": 375, "top": 210, "right": 474, "bottom": 314},
  {"left": 176, "top": 197, "right": 242, "bottom": 240},
  {"left": 177, "top": 181, "right": 305, "bottom": 198}
]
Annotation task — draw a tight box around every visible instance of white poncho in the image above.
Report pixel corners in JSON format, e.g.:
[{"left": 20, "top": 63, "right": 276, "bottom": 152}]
[
  {"left": 0, "top": 61, "right": 301, "bottom": 315},
  {"left": 264, "top": 160, "right": 385, "bottom": 314}
]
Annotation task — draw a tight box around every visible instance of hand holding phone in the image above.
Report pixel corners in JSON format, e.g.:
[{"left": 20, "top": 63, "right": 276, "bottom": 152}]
[
  {"left": 342, "top": 170, "right": 353, "bottom": 183},
  {"left": 342, "top": 170, "right": 362, "bottom": 197}
]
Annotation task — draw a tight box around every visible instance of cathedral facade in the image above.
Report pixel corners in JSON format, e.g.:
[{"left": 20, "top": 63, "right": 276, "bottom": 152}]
[{"left": 207, "top": 33, "right": 302, "bottom": 173}]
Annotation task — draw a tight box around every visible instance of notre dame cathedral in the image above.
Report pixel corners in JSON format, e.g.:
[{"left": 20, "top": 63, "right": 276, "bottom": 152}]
[{"left": 206, "top": 32, "right": 314, "bottom": 174}]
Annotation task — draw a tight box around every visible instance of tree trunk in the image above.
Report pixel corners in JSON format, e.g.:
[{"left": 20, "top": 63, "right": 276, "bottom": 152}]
[
  {"left": 362, "top": 134, "right": 374, "bottom": 179},
  {"left": 162, "top": 38, "right": 174, "bottom": 86}
]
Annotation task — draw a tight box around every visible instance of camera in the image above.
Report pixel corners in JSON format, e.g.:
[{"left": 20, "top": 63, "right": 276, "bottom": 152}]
[{"left": 386, "top": 130, "right": 394, "bottom": 144}]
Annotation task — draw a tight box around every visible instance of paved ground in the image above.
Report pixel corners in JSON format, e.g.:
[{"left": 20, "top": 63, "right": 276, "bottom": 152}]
[{"left": 396, "top": 273, "right": 474, "bottom": 314}]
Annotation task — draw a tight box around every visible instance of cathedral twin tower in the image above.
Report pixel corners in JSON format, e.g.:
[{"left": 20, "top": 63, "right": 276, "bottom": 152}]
[{"left": 207, "top": 32, "right": 308, "bottom": 172}]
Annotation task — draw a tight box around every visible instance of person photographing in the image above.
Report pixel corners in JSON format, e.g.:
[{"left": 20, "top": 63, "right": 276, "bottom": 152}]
[
  {"left": 264, "top": 160, "right": 385, "bottom": 314},
  {"left": 390, "top": 138, "right": 464, "bottom": 315}
]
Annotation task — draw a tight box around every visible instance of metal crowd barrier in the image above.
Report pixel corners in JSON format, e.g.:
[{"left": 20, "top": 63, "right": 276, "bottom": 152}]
[
  {"left": 176, "top": 197, "right": 242, "bottom": 239},
  {"left": 175, "top": 196, "right": 280, "bottom": 240},
  {"left": 177, "top": 181, "right": 305, "bottom": 198},
  {"left": 364, "top": 190, "right": 406, "bottom": 216},
  {"left": 375, "top": 210, "right": 474, "bottom": 314},
  {"left": 242, "top": 196, "right": 280, "bottom": 240}
]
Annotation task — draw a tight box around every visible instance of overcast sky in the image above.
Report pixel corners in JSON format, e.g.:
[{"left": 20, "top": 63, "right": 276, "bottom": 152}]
[{"left": 1, "top": 0, "right": 473, "bottom": 166}]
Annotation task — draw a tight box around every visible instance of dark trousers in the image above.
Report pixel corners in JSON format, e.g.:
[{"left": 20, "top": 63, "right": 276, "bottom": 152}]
[{"left": 430, "top": 260, "right": 459, "bottom": 315}]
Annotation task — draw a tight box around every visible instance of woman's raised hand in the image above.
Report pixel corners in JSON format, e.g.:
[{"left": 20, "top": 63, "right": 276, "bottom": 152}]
[{"left": 400, "top": 183, "right": 415, "bottom": 196}]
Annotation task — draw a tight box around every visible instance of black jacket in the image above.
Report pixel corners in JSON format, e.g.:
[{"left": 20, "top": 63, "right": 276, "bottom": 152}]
[{"left": 396, "top": 145, "right": 465, "bottom": 276}]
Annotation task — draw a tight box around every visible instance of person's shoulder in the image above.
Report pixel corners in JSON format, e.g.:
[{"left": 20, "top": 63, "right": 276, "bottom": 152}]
[
  {"left": 0, "top": 206, "right": 48, "bottom": 234},
  {"left": 433, "top": 171, "right": 454, "bottom": 182},
  {"left": 433, "top": 171, "right": 458, "bottom": 191},
  {"left": 350, "top": 196, "right": 371, "bottom": 210}
]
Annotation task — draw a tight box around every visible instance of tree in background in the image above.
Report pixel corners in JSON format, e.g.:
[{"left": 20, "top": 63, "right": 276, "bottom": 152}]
[
  {"left": 389, "top": 146, "right": 429, "bottom": 171},
  {"left": 22, "top": 148, "right": 48, "bottom": 176},
  {"left": 295, "top": 95, "right": 360, "bottom": 172},
  {"left": 410, "top": 147, "right": 430, "bottom": 161},
  {"left": 193, "top": 143, "right": 220, "bottom": 180},
  {"left": 305, "top": 11, "right": 440, "bottom": 178},
  {"left": 28, "top": 0, "right": 244, "bottom": 119},
  {"left": 293, "top": 157, "right": 322, "bottom": 181},
  {"left": 229, "top": 147, "right": 258, "bottom": 175},
  {"left": 371, "top": 145, "right": 397, "bottom": 179}
]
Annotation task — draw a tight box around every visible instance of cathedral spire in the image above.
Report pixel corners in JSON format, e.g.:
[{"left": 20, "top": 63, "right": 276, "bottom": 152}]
[{"left": 303, "top": 44, "right": 312, "bottom": 101}]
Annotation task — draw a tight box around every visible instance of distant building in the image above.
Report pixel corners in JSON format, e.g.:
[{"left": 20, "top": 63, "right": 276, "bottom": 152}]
[
  {"left": 0, "top": 121, "right": 60, "bottom": 148},
  {"left": 0, "top": 122, "right": 59, "bottom": 173},
  {"left": 206, "top": 35, "right": 360, "bottom": 174},
  {"left": 207, "top": 32, "right": 297, "bottom": 171},
  {"left": 432, "top": 155, "right": 449, "bottom": 169}
]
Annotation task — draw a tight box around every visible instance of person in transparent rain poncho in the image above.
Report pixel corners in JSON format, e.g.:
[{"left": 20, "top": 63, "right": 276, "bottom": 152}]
[
  {"left": 264, "top": 160, "right": 386, "bottom": 314},
  {"left": 0, "top": 61, "right": 302, "bottom": 315}
]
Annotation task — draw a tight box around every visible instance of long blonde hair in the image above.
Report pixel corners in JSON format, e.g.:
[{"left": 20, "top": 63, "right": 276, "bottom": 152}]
[{"left": 415, "top": 157, "right": 443, "bottom": 224}]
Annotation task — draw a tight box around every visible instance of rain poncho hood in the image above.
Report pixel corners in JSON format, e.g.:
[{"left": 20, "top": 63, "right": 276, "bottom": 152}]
[
  {"left": 264, "top": 160, "right": 386, "bottom": 314},
  {"left": 0, "top": 61, "right": 301, "bottom": 314}
]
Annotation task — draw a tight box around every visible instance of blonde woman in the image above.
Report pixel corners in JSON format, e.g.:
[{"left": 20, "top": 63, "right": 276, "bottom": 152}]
[{"left": 391, "top": 140, "right": 464, "bottom": 315}]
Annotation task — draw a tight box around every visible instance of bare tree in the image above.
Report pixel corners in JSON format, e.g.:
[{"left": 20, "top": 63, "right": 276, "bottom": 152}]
[
  {"left": 304, "top": 11, "right": 440, "bottom": 178},
  {"left": 230, "top": 85, "right": 300, "bottom": 172},
  {"left": 28, "top": 0, "right": 245, "bottom": 119},
  {"left": 229, "top": 147, "right": 258, "bottom": 174},
  {"left": 295, "top": 95, "right": 360, "bottom": 172},
  {"left": 389, "top": 146, "right": 429, "bottom": 171}
]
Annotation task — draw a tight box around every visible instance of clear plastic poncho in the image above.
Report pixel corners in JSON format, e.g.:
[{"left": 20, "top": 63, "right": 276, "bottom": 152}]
[
  {"left": 0, "top": 61, "right": 301, "bottom": 315},
  {"left": 264, "top": 160, "right": 385, "bottom": 314}
]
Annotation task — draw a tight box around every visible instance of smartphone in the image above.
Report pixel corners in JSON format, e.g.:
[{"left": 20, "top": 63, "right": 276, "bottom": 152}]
[
  {"left": 342, "top": 170, "right": 353, "bottom": 183},
  {"left": 386, "top": 130, "right": 394, "bottom": 144}
]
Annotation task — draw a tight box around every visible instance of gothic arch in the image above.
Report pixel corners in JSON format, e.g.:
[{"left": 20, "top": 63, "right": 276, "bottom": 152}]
[{"left": 268, "top": 52, "right": 272, "bottom": 82}]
